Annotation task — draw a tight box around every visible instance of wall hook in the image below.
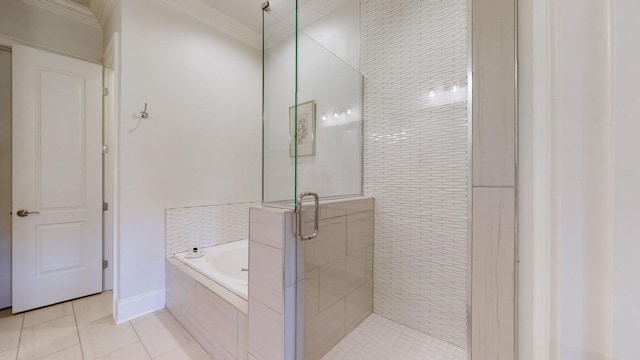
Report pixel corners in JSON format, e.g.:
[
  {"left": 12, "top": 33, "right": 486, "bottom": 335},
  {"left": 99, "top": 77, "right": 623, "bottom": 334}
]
[{"left": 139, "top": 103, "right": 149, "bottom": 119}]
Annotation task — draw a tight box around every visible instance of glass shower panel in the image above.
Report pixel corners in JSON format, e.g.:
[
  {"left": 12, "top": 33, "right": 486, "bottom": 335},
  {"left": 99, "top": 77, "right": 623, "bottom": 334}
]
[
  {"left": 295, "top": 30, "right": 363, "bottom": 199},
  {"left": 263, "top": 0, "right": 363, "bottom": 207},
  {"left": 262, "top": 4, "right": 297, "bottom": 206}
]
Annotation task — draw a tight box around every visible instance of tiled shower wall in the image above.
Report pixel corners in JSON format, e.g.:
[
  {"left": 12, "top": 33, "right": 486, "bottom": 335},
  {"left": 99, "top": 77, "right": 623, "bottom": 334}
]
[
  {"left": 361, "top": 0, "right": 469, "bottom": 347},
  {"left": 246, "top": 198, "right": 374, "bottom": 360},
  {"left": 165, "top": 202, "right": 261, "bottom": 256}
]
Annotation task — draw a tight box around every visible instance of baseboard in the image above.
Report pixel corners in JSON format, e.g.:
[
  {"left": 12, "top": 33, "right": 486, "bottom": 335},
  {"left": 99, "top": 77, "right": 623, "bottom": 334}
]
[{"left": 115, "top": 289, "right": 165, "bottom": 324}]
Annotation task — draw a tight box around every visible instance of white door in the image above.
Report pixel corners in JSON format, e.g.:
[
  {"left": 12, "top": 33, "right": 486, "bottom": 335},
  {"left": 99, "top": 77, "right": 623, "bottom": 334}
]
[{"left": 12, "top": 44, "right": 102, "bottom": 313}]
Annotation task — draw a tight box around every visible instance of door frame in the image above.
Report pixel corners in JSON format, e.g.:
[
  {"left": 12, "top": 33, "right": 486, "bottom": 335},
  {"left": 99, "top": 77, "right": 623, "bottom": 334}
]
[
  {"left": 102, "top": 32, "right": 120, "bottom": 301},
  {"left": 0, "top": 44, "right": 11, "bottom": 310},
  {"left": 0, "top": 34, "right": 112, "bottom": 306}
]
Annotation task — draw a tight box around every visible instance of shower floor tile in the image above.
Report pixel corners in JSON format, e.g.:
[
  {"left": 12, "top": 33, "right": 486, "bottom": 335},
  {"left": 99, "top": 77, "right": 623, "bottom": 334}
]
[{"left": 321, "top": 314, "right": 466, "bottom": 360}]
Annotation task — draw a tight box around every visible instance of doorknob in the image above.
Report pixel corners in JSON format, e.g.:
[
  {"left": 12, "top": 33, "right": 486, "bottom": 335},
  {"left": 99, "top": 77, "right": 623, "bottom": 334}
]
[{"left": 17, "top": 209, "right": 40, "bottom": 217}]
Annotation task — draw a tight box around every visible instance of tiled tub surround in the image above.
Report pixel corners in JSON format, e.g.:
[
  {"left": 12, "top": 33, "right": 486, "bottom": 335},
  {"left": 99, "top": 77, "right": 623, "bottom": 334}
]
[
  {"left": 246, "top": 198, "right": 374, "bottom": 360},
  {"left": 165, "top": 258, "right": 249, "bottom": 360},
  {"left": 166, "top": 202, "right": 261, "bottom": 256},
  {"left": 248, "top": 197, "right": 374, "bottom": 360},
  {"left": 300, "top": 198, "right": 374, "bottom": 360},
  {"left": 247, "top": 206, "right": 297, "bottom": 360},
  {"left": 361, "top": 0, "right": 469, "bottom": 348}
]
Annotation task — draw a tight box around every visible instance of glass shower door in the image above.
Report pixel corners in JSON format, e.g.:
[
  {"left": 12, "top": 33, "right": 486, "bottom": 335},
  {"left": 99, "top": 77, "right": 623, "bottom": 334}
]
[
  {"left": 262, "top": 2, "right": 366, "bottom": 360},
  {"left": 262, "top": 0, "right": 297, "bottom": 208},
  {"left": 262, "top": 0, "right": 363, "bottom": 211},
  {"left": 294, "top": 30, "right": 363, "bottom": 199}
]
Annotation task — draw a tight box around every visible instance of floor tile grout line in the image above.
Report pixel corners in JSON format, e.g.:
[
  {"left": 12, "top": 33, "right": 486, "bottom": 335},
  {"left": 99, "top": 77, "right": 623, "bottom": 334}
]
[
  {"left": 32, "top": 344, "right": 79, "bottom": 360},
  {"left": 15, "top": 304, "right": 80, "bottom": 360},
  {"left": 15, "top": 311, "right": 25, "bottom": 360},
  {"left": 71, "top": 300, "right": 86, "bottom": 360},
  {"left": 134, "top": 310, "right": 198, "bottom": 359},
  {"left": 129, "top": 318, "right": 154, "bottom": 360},
  {"left": 20, "top": 303, "right": 75, "bottom": 330}
]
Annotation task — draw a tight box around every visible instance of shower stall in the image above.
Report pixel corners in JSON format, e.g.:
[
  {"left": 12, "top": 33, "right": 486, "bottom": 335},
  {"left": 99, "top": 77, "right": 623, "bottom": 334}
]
[
  {"left": 252, "top": 0, "right": 515, "bottom": 359},
  {"left": 259, "top": 1, "right": 372, "bottom": 359}
]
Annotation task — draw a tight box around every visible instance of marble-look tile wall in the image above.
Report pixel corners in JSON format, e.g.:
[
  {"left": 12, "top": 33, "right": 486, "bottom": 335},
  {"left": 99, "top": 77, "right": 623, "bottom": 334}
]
[
  {"left": 471, "top": 0, "right": 517, "bottom": 358},
  {"left": 361, "top": 0, "right": 469, "bottom": 348},
  {"left": 165, "top": 258, "right": 249, "bottom": 360},
  {"left": 300, "top": 197, "right": 374, "bottom": 360},
  {"left": 247, "top": 197, "right": 374, "bottom": 360},
  {"left": 247, "top": 207, "right": 297, "bottom": 360},
  {"left": 166, "top": 202, "right": 261, "bottom": 256}
]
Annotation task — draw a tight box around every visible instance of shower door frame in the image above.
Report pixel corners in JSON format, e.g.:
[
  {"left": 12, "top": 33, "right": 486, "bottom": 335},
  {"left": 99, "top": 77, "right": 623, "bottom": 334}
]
[{"left": 466, "top": 0, "right": 474, "bottom": 357}]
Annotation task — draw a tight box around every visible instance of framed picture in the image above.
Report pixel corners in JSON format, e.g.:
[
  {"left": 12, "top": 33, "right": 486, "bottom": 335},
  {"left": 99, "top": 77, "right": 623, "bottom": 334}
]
[{"left": 289, "top": 100, "right": 316, "bottom": 157}]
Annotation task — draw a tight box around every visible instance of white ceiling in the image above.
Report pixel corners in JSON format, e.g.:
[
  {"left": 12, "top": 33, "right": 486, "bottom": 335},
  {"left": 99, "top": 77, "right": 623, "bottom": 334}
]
[{"left": 200, "top": 0, "right": 263, "bottom": 33}]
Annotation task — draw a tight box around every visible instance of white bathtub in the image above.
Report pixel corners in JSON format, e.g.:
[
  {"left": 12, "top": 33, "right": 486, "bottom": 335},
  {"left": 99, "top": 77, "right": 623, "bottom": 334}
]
[{"left": 175, "top": 239, "right": 248, "bottom": 300}]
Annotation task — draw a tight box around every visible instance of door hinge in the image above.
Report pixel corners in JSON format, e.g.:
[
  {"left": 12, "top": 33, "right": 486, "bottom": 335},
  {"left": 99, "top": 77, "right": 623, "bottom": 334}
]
[
  {"left": 102, "top": 144, "right": 109, "bottom": 154},
  {"left": 103, "top": 202, "right": 108, "bottom": 211},
  {"left": 103, "top": 87, "right": 109, "bottom": 96},
  {"left": 103, "top": 260, "right": 108, "bottom": 269}
]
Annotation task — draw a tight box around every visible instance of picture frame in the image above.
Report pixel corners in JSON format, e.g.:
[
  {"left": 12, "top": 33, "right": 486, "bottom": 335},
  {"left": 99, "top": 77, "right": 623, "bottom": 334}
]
[{"left": 289, "top": 100, "right": 316, "bottom": 157}]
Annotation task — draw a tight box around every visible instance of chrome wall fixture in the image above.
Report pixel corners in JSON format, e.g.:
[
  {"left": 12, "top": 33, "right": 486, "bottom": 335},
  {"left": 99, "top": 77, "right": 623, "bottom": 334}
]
[{"left": 139, "top": 103, "right": 149, "bottom": 119}]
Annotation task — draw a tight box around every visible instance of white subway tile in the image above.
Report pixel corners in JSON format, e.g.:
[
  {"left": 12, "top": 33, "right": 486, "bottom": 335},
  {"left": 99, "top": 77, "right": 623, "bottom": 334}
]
[{"left": 166, "top": 202, "right": 260, "bottom": 256}]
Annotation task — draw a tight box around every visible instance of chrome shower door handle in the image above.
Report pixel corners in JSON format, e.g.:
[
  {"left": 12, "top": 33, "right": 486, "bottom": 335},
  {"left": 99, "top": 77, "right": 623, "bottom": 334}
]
[{"left": 296, "top": 192, "right": 319, "bottom": 241}]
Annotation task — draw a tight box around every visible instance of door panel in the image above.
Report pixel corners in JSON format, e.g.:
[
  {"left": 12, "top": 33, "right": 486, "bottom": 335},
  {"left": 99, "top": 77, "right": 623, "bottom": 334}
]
[
  {"left": 39, "top": 70, "right": 86, "bottom": 210},
  {"left": 37, "top": 222, "right": 84, "bottom": 274},
  {"left": 12, "top": 44, "right": 102, "bottom": 313}
]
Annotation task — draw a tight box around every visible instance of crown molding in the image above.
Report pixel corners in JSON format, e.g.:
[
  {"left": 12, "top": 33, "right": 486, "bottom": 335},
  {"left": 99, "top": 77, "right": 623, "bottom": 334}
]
[
  {"left": 264, "top": 0, "right": 349, "bottom": 47},
  {"left": 300, "top": 0, "right": 349, "bottom": 27},
  {"left": 160, "top": 0, "right": 261, "bottom": 50},
  {"left": 22, "top": 0, "right": 101, "bottom": 29},
  {"left": 89, "top": 0, "right": 113, "bottom": 29}
]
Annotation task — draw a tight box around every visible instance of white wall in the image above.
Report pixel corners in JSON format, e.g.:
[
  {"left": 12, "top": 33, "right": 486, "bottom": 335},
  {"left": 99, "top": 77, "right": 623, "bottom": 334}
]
[
  {"left": 263, "top": 0, "right": 362, "bottom": 203},
  {"left": 115, "top": 0, "right": 261, "bottom": 320},
  {"left": 553, "top": 1, "right": 613, "bottom": 358},
  {"left": 301, "top": 0, "right": 360, "bottom": 71},
  {"left": 519, "top": 0, "right": 640, "bottom": 358},
  {"left": 0, "top": 0, "right": 102, "bottom": 62},
  {"left": 612, "top": 1, "right": 640, "bottom": 359}
]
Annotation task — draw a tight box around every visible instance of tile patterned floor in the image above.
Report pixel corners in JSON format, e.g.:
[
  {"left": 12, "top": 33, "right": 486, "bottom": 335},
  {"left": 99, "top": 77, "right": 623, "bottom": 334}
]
[
  {"left": 0, "top": 293, "right": 465, "bottom": 360},
  {"left": 321, "top": 314, "right": 467, "bottom": 360},
  {"left": 0, "top": 292, "right": 211, "bottom": 360}
]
